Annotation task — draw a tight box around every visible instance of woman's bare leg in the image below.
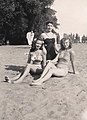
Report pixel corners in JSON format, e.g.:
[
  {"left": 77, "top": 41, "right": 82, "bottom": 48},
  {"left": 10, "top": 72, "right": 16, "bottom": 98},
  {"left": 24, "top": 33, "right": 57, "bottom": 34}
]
[
  {"left": 33, "top": 62, "right": 56, "bottom": 83},
  {"left": 39, "top": 68, "right": 68, "bottom": 83},
  {"left": 31, "top": 68, "right": 68, "bottom": 86},
  {"left": 31, "top": 69, "right": 53, "bottom": 85},
  {"left": 5, "top": 73, "right": 21, "bottom": 81},
  {"left": 9, "top": 64, "right": 31, "bottom": 83}
]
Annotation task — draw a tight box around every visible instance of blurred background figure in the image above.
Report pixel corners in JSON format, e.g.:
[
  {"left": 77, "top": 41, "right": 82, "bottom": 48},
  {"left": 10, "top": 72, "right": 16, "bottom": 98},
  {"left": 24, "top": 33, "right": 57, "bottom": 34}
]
[
  {"left": 26, "top": 31, "right": 34, "bottom": 47},
  {"left": 63, "top": 33, "right": 70, "bottom": 40},
  {"left": 82, "top": 35, "right": 86, "bottom": 43},
  {"left": 75, "top": 33, "right": 80, "bottom": 43},
  {"left": 82, "top": 35, "right": 87, "bottom": 43}
]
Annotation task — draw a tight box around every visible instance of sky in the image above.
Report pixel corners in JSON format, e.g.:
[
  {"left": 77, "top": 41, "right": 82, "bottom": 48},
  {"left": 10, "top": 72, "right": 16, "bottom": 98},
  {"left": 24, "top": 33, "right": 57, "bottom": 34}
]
[{"left": 52, "top": 0, "right": 87, "bottom": 37}]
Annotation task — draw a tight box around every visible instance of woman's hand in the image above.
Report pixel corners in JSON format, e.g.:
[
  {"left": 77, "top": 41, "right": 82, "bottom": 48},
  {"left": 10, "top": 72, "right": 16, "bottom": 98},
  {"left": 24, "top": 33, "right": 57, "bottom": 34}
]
[
  {"left": 73, "top": 71, "right": 79, "bottom": 74},
  {"left": 46, "top": 60, "right": 51, "bottom": 65},
  {"left": 46, "top": 60, "right": 57, "bottom": 65},
  {"left": 46, "top": 60, "right": 51, "bottom": 63},
  {"left": 68, "top": 70, "right": 79, "bottom": 75}
]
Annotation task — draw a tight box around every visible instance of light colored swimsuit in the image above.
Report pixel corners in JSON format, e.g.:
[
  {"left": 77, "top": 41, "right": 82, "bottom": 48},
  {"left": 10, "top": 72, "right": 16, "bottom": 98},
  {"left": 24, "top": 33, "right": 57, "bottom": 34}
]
[
  {"left": 56, "top": 49, "right": 71, "bottom": 72},
  {"left": 30, "top": 50, "right": 43, "bottom": 69}
]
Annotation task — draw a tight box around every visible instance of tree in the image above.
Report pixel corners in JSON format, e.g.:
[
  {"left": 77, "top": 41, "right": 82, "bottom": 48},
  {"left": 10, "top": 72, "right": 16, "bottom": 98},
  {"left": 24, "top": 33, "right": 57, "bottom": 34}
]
[{"left": 0, "top": 0, "right": 59, "bottom": 44}]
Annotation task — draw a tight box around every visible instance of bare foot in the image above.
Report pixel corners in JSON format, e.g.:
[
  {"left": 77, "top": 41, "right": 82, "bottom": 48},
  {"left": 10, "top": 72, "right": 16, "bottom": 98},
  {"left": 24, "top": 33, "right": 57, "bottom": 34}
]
[
  {"left": 4, "top": 76, "right": 14, "bottom": 84},
  {"left": 4, "top": 76, "right": 9, "bottom": 82},
  {"left": 8, "top": 80, "right": 14, "bottom": 84},
  {"left": 30, "top": 82, "right": 42, "bottom": 86},
  {"left": 32, "top": 79, "right": 41, "bottom": 83},
  {"left": 75, "top": 71, "right": 79, "bottom": 75}
]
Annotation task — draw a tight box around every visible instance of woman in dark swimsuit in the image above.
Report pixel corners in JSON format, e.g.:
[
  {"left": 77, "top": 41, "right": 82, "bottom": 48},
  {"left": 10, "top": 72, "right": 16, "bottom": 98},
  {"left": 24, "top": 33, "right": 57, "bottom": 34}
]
[{"left": 40, "top": 21, "right": 59, "bottom": 60}]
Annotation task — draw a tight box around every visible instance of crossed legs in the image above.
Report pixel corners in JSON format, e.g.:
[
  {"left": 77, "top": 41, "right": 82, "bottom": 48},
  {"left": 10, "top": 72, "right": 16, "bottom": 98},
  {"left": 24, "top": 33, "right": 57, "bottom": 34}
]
[{"left": 31, "top": 62, "right": 68, "bottom": 85}]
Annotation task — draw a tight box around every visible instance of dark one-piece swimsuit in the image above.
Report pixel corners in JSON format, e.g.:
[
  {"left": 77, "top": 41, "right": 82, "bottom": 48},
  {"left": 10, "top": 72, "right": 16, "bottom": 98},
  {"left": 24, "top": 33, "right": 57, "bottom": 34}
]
[{"left": 44, "top": 38, "right": 57, "bottom": 60}]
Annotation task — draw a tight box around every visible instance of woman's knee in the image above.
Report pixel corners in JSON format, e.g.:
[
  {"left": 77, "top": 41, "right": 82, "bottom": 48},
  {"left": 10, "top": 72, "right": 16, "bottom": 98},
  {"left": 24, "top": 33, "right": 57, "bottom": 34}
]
[
  {"left": 61, "top": 72, "right": 67, "bottom": 77},
  {"left": 60, "top": 70, "right": 68, "bottom": 77},
  {"left": 47, "top": 61, "right": 54, "bottom": 67},
  {"left": 46, "top": 62, "right": 51, "bottom": 68},
  {"left": 49, "top": 68, "right": 54, "bottom": 75},
  {"left": 53, "top": 69, "right": 68, "bottom": 77},
  {"left": 27, "top": 63, "right": 33, "bottom": 68}
]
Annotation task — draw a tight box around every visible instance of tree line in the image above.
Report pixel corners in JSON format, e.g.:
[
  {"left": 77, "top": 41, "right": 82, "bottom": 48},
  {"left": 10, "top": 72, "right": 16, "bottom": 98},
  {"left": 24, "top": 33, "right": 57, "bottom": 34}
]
[{"left": 0, "top": 0, "right": 58, "bottom": 45}]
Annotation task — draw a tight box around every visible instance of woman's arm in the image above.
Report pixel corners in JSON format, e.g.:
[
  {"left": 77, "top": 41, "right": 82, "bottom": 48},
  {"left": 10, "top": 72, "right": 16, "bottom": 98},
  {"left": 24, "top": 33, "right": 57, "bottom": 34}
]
[
  {"left": 42, "top": 45, "right": 47, "bottom": 55},
  {"left": 27, "top": 52, "right": 33, "bottom": 64},
  {"left": 40, "top": 33, "right": 47, "bottom": 55},
  {"left": 54, "top": 35, "right": 60, "bottom": 53},
  {"left": 70, "top": 50, "right": 78, "bottom": 74},
  {"left": 41, "top": 44, "right": 47, "bottom": 68},
  {"left": 51, "top": 52, "right": 60, "bottom": 64},
  {"left": 41, "top": 51, "right": 46, "bottom": 69}
]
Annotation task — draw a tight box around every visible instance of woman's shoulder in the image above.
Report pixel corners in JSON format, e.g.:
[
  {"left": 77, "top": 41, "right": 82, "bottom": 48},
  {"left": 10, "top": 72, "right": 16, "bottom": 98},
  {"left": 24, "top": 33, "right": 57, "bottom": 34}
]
[
  {"left": 52, "top": 32, "right": 57, "bottom": 36},
  {"left": 39, "top": 50, "right": 44, "bottom": 55},
  {"left": 30, "top": 51, "right": 35, "bottom": 55},
  {"left": 40, "top": 32, "right": 46, "bottom": 40},
  {"left": 41, "top": 32, "right": 45, "bottom": 35},
  {"left": 40, "top": 32, "right": 57, "bottom": 40},
  {"left": 40, "top": 32, "right": 46, "bottom": 37},
  {"left": 69, "top": 48, "right": 75, "bottom": 55},
  {"left": 31, "top": 50, "right": 42, "bottom": 53},
  {"left": 60, "top": 49, "right": 74, "bottom": 53},
  {"left": 38, "top": 49, "right": 43, "bottom": 53}
]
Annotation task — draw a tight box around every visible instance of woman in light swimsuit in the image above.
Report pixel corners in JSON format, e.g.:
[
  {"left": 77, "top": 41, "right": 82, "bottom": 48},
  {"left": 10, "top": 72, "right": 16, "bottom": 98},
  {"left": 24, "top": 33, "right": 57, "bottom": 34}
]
[
  {"left": 5, "top": 40, "right": 46, "bottom": 84},
  {"left": 31, "top": 36, "right": 79, "bottom": 86},
  {"left": 40, "top": 21, "right": 59, "bottom": 60}
]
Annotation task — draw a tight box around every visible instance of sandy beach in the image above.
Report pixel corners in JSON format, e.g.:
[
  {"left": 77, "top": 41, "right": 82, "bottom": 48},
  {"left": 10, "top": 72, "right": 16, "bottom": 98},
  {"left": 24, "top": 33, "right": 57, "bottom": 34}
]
[{"left": 0, "top": 44, "right": 87, "bottom": 120}]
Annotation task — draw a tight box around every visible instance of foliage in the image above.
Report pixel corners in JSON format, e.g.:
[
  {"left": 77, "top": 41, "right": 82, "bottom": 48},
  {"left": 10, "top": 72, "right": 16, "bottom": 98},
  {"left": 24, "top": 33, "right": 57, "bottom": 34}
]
[{"left": 0, "top": 0, "right": 59, "bottom": 44}]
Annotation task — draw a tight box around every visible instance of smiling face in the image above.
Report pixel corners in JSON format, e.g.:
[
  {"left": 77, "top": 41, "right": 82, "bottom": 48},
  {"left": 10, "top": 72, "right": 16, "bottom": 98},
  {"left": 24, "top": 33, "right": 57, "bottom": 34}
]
[
  {"left": 36, "top": 40, "right": 42, "bottom": 50},
  {"left": 46, "top": 23, "right": 53, "bottom": 32},
  {"left": 62, "top": 39, "right": 70, "bottom": 49}
]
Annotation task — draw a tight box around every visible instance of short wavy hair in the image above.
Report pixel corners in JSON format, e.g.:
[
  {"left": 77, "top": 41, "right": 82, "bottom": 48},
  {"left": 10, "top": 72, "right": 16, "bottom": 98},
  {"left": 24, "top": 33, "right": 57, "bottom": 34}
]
[
  {"left": 45, "top": 21, "right": 54, "bottom": 26},
  {"left": 60, "top": 37, "right": 72, "bottom": 50}
]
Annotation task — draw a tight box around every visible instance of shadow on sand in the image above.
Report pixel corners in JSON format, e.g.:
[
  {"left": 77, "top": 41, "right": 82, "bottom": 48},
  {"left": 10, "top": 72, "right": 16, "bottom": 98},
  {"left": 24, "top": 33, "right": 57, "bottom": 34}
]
[{"left": 5, "top": 64, "right": 40, "bottom": 80}]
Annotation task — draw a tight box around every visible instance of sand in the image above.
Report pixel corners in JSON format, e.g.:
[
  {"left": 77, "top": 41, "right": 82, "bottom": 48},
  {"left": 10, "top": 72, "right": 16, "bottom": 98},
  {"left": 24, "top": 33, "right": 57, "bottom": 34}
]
[{"left": 0, "top": 44, "right": 87, "bottom": 120}]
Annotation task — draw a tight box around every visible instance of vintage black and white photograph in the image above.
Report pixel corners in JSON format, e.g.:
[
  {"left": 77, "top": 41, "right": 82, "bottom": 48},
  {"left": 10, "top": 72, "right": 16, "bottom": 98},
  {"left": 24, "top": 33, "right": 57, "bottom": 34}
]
[{"left": 0, "top": 0, "right": 87, "bottom": 120}]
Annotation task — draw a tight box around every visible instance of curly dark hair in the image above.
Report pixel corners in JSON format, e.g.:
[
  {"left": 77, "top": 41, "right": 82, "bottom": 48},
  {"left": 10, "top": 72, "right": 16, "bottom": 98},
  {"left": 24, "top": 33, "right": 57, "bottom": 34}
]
[{"left": 60, "top": 37, "right": 72, "bottom": 50}]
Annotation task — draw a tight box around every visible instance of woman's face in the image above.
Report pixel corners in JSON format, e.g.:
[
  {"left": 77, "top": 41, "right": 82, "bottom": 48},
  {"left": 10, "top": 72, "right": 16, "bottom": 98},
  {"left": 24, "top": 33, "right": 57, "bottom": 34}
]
[
  {"left": 46, "top": 23, "right": 53, "bottom": 32},
  {"left": 62, "top": 39, "right": 70, "bottom": 49},
  {"left": 36, "top": 41, "right": 42, "bottom": 49}
]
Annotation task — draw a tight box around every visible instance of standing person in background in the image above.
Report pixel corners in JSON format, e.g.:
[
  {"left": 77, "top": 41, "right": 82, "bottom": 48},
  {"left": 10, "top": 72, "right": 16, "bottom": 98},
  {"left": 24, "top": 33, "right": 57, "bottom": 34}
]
[
  {"left": 40, "top": 21, "right": 59, "bottom": 60},
  {"left": 24, "top": 31, "right": 35, "bottom": 56},
  {"left": 26, "top": 30, "right": 34, "bottom": 48}
]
